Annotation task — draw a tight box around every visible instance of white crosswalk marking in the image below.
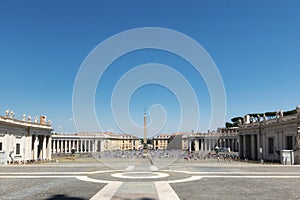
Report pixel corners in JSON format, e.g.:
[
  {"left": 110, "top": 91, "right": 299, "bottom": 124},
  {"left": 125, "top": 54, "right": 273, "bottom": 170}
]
[
  {"left": 155, "top": 181, "right": 180, "bottom": 200},
  {"left": 90, "top": 182, "right": 122, "bottom": 200},
  {"left": 125, "top": 165, "right": 135, "bottom": 171}
]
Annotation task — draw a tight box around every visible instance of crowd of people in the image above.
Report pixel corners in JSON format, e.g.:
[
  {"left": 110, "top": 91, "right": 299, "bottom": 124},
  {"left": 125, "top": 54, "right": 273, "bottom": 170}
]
[{"left": 96, "top": 149, "right": 239, "bottom": 162}]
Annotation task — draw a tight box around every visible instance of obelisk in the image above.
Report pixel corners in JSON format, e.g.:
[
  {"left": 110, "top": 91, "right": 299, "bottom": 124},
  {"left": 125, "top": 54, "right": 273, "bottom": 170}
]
[{"left": 143, "top": 109, "right": 147, "bottom": 149}]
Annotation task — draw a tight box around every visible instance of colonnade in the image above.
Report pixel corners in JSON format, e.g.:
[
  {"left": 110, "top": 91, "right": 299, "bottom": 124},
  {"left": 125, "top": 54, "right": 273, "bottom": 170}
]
[
  {"left": 32, "top": 135, "right": 52, "bottom": 160},
  {"left": 51, "top": 138, "right": 103, "bottom": 153},
  {"left": 239, "top": 134, "right": 259, "bottom": 160},
  {"left": 189, "top": 137, "right": 239, "bottom": 152}
]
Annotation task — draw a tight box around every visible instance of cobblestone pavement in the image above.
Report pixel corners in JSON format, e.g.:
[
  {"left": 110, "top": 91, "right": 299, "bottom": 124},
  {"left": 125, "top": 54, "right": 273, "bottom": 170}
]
[{"left": 1, "top": 156, "right": 300, "bottom": 200}]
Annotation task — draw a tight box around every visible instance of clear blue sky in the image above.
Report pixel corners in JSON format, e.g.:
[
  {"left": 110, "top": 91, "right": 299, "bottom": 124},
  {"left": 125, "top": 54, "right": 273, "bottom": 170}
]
[{"left": 1, "top": 1, "right": 300, "bottom": 136}]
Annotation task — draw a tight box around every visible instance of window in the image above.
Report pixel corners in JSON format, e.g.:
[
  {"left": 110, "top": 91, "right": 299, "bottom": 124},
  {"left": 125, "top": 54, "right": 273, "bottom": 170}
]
[
  {"left": 268, "top": 138, "right": 274, "bottom": 154},
  {"left": 286, "top": 136, "right": 293, "bottom": 150},
  {"left": 0, "top": 142, "right": 2, "bottom": 151},
  {"left": 16, "top": 143, "right": 20, "bottom": 155}
]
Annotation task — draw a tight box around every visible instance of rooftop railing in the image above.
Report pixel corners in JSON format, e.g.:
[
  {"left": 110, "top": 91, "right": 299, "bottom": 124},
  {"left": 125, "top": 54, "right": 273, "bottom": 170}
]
[{"left": 0, "top": 116, "right": 51, "bottom": 128}]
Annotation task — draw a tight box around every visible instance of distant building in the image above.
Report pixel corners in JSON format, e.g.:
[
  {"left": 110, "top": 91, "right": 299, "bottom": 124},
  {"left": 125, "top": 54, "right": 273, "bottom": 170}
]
[
  {"left": 239, "top": 106, "right": 300, "bottom": 162},
  {"left": 183, "top": 128, "right": 239, "bottom": 152},
  {"left": 152, "top": 132, "right": 190, "bottom": 150},
  {"left": 0, "top": 111, "right": 52, "bottom": 165},
  {"left": 52, "top": 132, "right": 141, "bottom": 153},
  {"left": 152, "top": 129, "right": 239, "bottom": 152},
  {"left": 153, "top": 134, "right": 173, "bottom": 150}
]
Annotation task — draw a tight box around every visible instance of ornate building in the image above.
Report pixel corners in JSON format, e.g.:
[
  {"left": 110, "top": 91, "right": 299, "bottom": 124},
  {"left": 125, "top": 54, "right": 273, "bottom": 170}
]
[
  {"left": 182, "top": 128, "right": 239, "bottom": 152},
  {"left": 153, "top": 134, "right": 173, "bottom": 150},
  {"left": 239, "top": 106, "right": 300, "bottom": 162},
  {"left": 0, "top": 111, "right": 52, "bottom": 165},
  {"left": 152, "top": 129, "right": 239, "bottom": 152},
  {"left": 51, "top": 132, "right": 141, "bottom": 153}
]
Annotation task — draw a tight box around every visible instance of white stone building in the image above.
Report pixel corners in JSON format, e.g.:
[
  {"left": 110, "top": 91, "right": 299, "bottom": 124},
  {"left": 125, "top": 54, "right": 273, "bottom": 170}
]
[
  {"left": 239, "top": 106, "right": 300, "bottom": 162},
  {"left": 0, "top": 112, "right": 52, "bottom": 165},
  {"left": 153, "top": 134, "right": 173, "bottom": 150},
  {"left": 51, "top": 132, "right": 141, "bottom": 153},
  {"left": 183, "top": 128, "right": 239, "bottom": 152}
]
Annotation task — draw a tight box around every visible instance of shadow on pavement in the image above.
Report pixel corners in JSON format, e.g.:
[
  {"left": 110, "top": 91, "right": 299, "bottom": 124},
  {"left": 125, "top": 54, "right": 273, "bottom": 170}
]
[{"left": 46, "top": 194, "right": 85, "bottom": 200}]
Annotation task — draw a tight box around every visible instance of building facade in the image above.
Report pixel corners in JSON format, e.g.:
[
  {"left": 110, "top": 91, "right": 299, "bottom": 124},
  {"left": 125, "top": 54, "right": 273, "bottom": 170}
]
[
  {"left": 153, "top": 134, "right": 173, "bottom": 150},
  {"left": 0, "top": 112, "right": 52, "bottom": 165},
  {"left": 239, "top": 106, "right": 300, "bottom": 162},
  {"left": 182, "top": 128, "right": 239, "bottom": 152},
  {"left": 152, "top": 129, "right": 239, "bottom": 152},
  {"left": 52, "top": 132, "right": 141, "bottom": 153}
]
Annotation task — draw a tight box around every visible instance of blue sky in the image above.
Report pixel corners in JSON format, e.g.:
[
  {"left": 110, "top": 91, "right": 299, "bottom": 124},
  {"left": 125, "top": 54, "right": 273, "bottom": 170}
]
[{"left": 0, "top": 1, "right": 300, "bottom": 136}]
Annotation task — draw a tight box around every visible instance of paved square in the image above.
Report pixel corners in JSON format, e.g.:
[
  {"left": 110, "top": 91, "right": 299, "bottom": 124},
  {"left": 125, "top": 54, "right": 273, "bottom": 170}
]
[{"left": 1, "top": 156, "right": 300, "bottom": 200}]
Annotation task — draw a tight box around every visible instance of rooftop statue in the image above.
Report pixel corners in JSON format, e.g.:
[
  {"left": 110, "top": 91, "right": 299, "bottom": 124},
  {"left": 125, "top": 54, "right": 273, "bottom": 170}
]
[
  {"left": 10, "top": 111, "right": 14, "bottom": 118},
  {"left": 257, "top": 115, "right": 261, "bottom": 122},
  {"left": 34, "top": 116, "right": 38, "bottom": 123},
  {"left": 28, "top": 116, "right": 32, "bottom": 122},
  {"left": 280, "top": 109, "right": 284, "bottom": 118},
  {"left": 5, "top": 109, "right": 9, "bottom": 118},
  {"left": 250, "top": 116, "right": 254, "bottom": 123},
  {"left": 245, "top": 115, "right": 250, "bottom": 124},
  {"left": 22, "top": 114, "right": 26, "bottom": 121},
  {"left": 238, "top": 119, "right": 242, "bottom": 125},
  {"left": 276, "top": 111, "right": 279, "bottom": 119}
]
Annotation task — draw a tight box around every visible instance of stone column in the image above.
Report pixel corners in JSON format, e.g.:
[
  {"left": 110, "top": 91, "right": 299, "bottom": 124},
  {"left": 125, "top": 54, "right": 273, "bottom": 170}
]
[
  {"left": 52, "top": 139, "right": 56, "bottom": 153},
  {"left": 96, "top": 140, "right": 98, "bottom": 152},
  {"left": 64, "top": 140, "right": 67, "bottom": 153},
  {"left": 243, "top": 135, "right": 247, "bottom": 158},
  {"left": 57, "top": 140, "right": 59, "bottom": 153},
  {"left": 101, "top": 140, "right": 105, "bottom": 152},
  {"left": 60, "top": 140, "right": 62, "bottom": 153},
  {"left": 33, "top": 135, "right": 38, "bottom": 160},
  {"left": 42, "top": 136, "right": 47, "bottom": 160},
  {"left": 195, "top": 139, "right": 199, "bottom": 151},
  {"left": 251, "top": 134, "right": 255, "bottom": 160},
  {"left": 76, "top": 140, "right": 79, "bottom": 153},
  {"left": 188, "top": 139, "right": 192, "bottom": 152},
  {"left": 47, "top": 136, "right": 52, "bottom": 160},
  {"left": 80, "top": 140, "right": 83, "bottom": 152},
  {"left": 239, "top": 135, "right": 243, "bottom": 158},
  {"left": 68, "top": 140, "right": 71, "bottom": 153},
  {"left": 200, "top": 139, "right": 203, "bottom": 151},
  {"left": 85, "top": 140, "right": 88, "bottom": 152},
  {"left": 257, "top": 134, "right": 261, "bottom": 160},
  {"left": 92, "top": 140, "right": 95, "bottom": 152}
]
